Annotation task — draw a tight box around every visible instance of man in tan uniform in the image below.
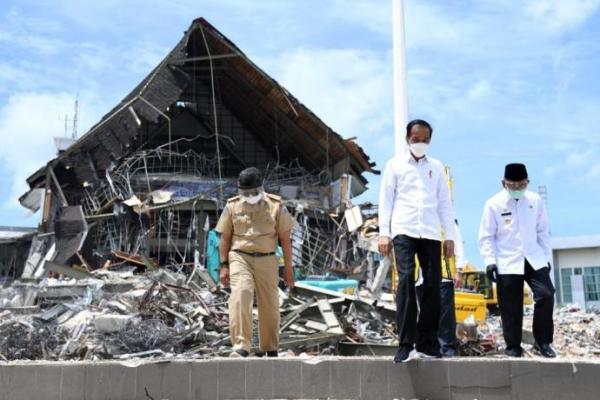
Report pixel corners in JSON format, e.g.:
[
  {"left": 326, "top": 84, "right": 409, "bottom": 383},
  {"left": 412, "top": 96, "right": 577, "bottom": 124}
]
[{"left": 216, "top": 167, "right": 295, "bottom": 357}]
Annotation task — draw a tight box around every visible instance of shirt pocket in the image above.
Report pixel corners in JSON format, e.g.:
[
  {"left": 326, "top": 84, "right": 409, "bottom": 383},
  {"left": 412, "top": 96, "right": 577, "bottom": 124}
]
[
  {"left": 395, "top": 167, "right": 420, "bottom": 194},
  {"left": 255, "top": 210, "right": 276, "bottom": 235},
  {"left": 232, "top": 213, "right": 250, "bottom": 235}
]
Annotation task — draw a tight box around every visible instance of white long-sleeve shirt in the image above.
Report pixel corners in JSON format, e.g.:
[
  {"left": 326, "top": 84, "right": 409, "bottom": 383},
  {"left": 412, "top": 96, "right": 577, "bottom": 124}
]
[
  {"left": 378, "top": 153, "right": 456, "bottom": 242},
  {"left": 478, "top": 189, "right": 552, "bottom": 275},
  {"left": 453, "top": 222, "right": 469, "bottom": 270}
]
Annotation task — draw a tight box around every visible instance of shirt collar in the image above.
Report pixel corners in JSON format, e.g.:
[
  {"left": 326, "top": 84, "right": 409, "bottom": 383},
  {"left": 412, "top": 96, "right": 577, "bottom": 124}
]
[{"left": 405, "top": 151, "right": 428, "bottom": 164}]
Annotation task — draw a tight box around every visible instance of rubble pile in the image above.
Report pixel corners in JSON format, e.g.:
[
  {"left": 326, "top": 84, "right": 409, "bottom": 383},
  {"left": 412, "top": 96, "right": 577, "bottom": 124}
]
[
  {"left": 0, "top": 268, "right": 399, "bottom": 361},
  {"left": 552, "top": 306, "right": 600, "bottom": 357},
  {"left": 3, "top": 263, "right": 600, "bottom": 361},
  {"left": 476, "top": 305, "right": 600, "bottom": 358},
  {"left": 0, "top": 271, "right": 228, "bottom": 361}
]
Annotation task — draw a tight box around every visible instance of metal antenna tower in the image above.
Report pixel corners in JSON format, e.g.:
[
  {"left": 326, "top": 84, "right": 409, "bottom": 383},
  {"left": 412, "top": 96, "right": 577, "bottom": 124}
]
[
  {"left": 58, "top": 114, "right": 72, "bottom": 137},
  {"left": 538, "top": 185, "right": 548, "bottom": 205},
  {"left": 72, "top": 94, "right": 79, "bottom": 139}
]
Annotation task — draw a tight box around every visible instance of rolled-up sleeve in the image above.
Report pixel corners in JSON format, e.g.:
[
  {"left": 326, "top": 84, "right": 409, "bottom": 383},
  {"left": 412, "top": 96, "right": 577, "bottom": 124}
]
[
  {"left": 378, "top": 159, "right": 396, "bottom": 238},
  {"left": 478, "top": 201, "right": 498, "bottom": 267}
]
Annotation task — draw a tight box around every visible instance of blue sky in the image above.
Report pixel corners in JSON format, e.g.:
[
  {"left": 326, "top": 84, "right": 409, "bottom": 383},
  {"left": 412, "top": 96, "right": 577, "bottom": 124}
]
[{"left": 1, "top": 0, "right": 599, "bottom": 266}]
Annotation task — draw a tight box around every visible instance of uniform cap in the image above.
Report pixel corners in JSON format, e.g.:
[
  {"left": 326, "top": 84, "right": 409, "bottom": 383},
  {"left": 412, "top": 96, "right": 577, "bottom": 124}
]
[{"left": 238, "top": 167, "right": 263, "bottom": 189}]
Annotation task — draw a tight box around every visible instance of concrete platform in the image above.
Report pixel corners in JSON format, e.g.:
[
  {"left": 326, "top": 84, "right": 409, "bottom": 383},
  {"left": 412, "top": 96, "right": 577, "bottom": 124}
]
[{"left": 0, "top": 356, "right": 598, "bottom": 400}]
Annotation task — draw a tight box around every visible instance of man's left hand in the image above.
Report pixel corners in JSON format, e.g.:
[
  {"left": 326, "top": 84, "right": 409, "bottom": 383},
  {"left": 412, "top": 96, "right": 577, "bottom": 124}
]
[
  {"left": 283, "top": 266, "right": 295, "bottom": 288},
  {"left": 443, "top": 240, "right": 455, "bottom": 258}
]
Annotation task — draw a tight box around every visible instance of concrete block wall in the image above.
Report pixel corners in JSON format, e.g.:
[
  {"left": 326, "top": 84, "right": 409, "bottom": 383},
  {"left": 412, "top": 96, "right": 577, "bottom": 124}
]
[{"left": 0, "top": 357, "right": 598, "bottom": 400}]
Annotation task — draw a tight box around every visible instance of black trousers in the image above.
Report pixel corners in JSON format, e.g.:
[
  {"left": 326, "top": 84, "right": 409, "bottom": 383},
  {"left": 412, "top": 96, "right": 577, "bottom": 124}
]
[
  {"left": 438, "top": 281, "right": 458, "bottom": 353},
  {"left": 496, "top": 261, "right": 555, "bottom": 352},
  {"left": 393, "top": 235, "right": 441, "bottom": 351},
  {"left": 416, "top": 280, "right": 457, "bottom": 354}
]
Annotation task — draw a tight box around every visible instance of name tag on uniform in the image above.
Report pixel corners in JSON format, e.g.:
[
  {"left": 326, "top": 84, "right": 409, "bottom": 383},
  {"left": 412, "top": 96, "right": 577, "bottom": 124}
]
[{"left": 501, "top": 211, "right": 512, "bottom": 217}]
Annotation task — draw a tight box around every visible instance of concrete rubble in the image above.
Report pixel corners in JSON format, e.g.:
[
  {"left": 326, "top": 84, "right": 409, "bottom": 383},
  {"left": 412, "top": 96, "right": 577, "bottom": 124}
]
[
  {"left": 447, "top": 304, "right": 600, "bottom": 358},
  {"left": 0, "top": 263, "right": 388, "bottom": 361},
  {"left": 1, "top": 17, "right": 598, "bottom": 367},
  {"left": 1, "top": 258, "right": 600, "bottom": 361}
]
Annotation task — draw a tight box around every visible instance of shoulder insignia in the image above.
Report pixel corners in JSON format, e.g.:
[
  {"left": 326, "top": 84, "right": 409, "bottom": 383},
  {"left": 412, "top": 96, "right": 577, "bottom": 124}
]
[
  {"left": 227, "top": 195, "right": 241, "bottom": 203},
  {"left": 266, "top": 193, "right": 282, "bottom": 202}
]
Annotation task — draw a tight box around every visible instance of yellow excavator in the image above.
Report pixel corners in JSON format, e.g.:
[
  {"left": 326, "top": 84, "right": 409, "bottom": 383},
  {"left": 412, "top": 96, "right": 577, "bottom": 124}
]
[{"left": 457, "top": 263, "right": 533, "bottom": 311}]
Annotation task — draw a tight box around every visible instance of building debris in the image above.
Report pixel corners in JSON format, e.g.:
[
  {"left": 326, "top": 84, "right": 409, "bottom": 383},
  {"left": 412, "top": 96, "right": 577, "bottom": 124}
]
[
  {"left": 1, "top": 17, "right": 597, "bottom": 364},
  {"left": 1, "top": 254, "right": 600, "bottom": 361}
]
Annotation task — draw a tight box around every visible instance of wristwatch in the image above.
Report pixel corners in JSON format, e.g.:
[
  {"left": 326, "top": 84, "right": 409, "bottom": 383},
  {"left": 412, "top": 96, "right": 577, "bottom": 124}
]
[{"left": 220, "top": 261, "right": 229, "bottom": 268}]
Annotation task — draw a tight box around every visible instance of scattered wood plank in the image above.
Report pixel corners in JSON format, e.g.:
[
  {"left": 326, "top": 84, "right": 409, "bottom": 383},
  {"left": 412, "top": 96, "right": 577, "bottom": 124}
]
[
  {"left": 317, "top": 299, "right": 344, "bottom": 335},
  {"left": 304, "top": 320, "right": 328, "bottom": 332},
  {"left": 280, "top": 299, "right": 316, "bottom": 333}
]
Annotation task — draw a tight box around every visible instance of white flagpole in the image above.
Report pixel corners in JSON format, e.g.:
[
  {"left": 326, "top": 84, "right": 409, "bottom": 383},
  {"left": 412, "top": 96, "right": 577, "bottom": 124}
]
[{"left": 392, "top": 0, "right": 409, "bottom": 157}]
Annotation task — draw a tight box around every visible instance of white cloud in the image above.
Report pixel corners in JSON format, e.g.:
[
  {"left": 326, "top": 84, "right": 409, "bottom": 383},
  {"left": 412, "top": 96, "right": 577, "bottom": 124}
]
[
  {"left": 523, "top": 0, "right": 600, "bottom": 33},
  {"left": 0, "top": 29, "right": 12, "bottom": 41},
  {"left": 0, "top": 64, "right": 28, "bottom": 88},
  {"left": 123, "top": 42, "right": 171, "bottom": 75},
  {"left": 467, "top": 79, "right": 493, "bottom": 100},
  {"left": 261, "top": 48, "right": 394, "bottom": 156},
  {"left": 326, "top": 0, "right": 472, "bottom": 50},
  {"left": 404, "top": 1, "right": 473, "bottom": 50},
  {"left": 1, "top": 5, "right": 67, "bottom": 55},
  {"left": 327, "top": 0, "right": 392, "bottom": 37},
  {"left": 0, "top": 92, "right": 101, "bottom": 210}
]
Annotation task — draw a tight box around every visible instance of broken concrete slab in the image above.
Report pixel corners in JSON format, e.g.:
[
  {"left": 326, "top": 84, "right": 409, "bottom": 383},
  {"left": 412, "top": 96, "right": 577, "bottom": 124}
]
[{"left": 93, "top": 314, "right": 136, "bottom": 333}]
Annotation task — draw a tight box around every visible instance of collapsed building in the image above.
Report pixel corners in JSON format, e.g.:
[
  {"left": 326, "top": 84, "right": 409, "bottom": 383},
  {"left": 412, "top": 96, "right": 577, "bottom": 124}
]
[
  {"left": 4, "top": 18, "right": 598, "bottom": 363},
  {"left": 18, "top": 18, "right": 378, "bottom": 281},
  {"left": 0, "top": 226, "right": 36, "bottom": 280},
  {"left": 0, "top": 18, "right": 392, "bottom": 361}
]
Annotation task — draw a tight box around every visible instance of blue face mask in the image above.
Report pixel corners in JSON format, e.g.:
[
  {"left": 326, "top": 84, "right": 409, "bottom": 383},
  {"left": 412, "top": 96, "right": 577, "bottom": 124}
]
[{"left": 508, "top": 189, "right": 525, "bottom": 200}]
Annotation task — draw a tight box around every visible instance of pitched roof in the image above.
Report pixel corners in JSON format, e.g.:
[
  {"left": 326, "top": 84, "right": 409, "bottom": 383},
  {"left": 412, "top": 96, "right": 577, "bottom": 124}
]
[{"left": 25, "top": 18, "right": 377, "bottom": 193}]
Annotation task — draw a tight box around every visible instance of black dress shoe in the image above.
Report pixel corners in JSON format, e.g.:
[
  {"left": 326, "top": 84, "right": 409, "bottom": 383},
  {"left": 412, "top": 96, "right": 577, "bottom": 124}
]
[
  {"left": 441, "top": 348, "right": 458, "bottom": 358},
  {"left": 229, "top": 349, "right": 249, "bottom": 358},
  {"left": 534, "top": 343, "right": 556, "bottom": 358},
  {"left": 505, "top": 347, "right": 523, "bottom": 357},
  {"left": 255, "top": 350, "right": 279, "bottom": 357}
]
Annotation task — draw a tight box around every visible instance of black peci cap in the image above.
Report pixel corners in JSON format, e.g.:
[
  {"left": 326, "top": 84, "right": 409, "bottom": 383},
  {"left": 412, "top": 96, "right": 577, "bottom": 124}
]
[{"left": 504, "top": 163, "right": 528, "bottom": 181}]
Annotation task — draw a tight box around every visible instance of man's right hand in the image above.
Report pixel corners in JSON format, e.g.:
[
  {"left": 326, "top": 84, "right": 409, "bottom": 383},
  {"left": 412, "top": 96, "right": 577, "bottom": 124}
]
[
  {"left": 486, "top": 264, "right": 498, "bottom": 283},
  {"left": 378, "top": 236, "right": 391, "bottom": 256},
  {"left": 453, "top": 271, "right": 463, "bottom": 288},
  {"left": 220, "top": 267, "right": 230, "bottom": 287}
]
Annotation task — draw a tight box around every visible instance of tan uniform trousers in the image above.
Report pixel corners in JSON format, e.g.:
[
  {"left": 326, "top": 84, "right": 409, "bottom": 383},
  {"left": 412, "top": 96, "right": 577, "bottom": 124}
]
[{"left": 228, "top": 250, "right": 280, "bottom": 352}]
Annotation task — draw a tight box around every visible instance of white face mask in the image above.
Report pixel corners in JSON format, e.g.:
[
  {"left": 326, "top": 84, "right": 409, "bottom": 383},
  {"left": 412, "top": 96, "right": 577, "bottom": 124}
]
[
  {"left": 409, "top": 142, "right": 429, "bottom": 158},
  {"left": 242, "top": 192, "right": 263, "bottom": 204}
]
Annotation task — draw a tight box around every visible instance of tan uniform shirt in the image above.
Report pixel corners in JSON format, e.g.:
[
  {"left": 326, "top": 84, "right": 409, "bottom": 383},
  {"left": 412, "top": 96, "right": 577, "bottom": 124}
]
[{"left": 215, "top": 193, "right": 295, "bottom": 253}]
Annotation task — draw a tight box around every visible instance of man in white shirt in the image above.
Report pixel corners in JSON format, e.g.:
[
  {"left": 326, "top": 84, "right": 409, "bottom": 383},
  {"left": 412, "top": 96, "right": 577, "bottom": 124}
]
[
  {"left": 378, "top": 119, "right": 456, "bottom": 363},
  {"left": 478, "top": 163, "right": 555, "bottom": 358}
]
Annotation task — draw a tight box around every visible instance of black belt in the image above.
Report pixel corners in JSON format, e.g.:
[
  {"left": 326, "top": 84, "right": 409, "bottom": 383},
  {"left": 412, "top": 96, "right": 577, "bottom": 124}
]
[{"left": 234, "top": 250, "right": 276, "bottom": 257}]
